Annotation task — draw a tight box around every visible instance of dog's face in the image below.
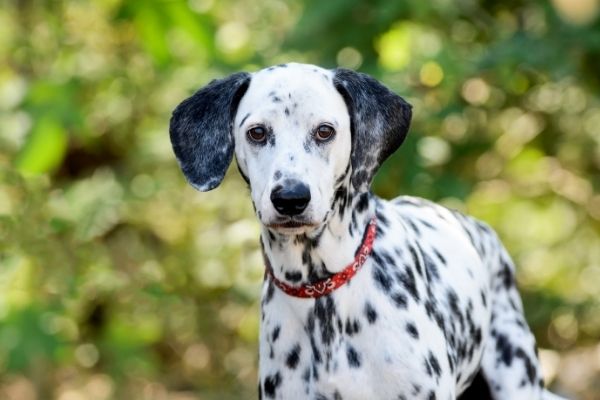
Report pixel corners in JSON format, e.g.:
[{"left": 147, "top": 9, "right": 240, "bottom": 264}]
[
  {"left": 233, "top": 65, "right": 352, "bottom": 233},
  {"left": 170, "top": 63, "right": 412, "bottom": 235}
]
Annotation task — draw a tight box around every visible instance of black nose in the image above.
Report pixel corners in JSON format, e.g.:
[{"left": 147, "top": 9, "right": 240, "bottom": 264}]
[{"left": 270, "top": 182, "right": 311, "bottom": 216}]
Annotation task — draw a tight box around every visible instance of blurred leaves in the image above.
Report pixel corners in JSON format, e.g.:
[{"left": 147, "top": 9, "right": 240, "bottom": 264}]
[
  {"left": 0, "top": 0, "right": 599, "bottom": 399},
  {"left": 15, "top": 117, "right": 68, "bottom": 174}
]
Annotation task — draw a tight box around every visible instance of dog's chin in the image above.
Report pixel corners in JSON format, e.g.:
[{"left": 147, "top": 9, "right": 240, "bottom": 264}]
[{"left": 264, "top": 218, "right": 320, "bottom": 235}]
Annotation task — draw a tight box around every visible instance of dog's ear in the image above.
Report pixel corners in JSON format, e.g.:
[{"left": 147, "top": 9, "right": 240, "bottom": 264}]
[
  {"left": 333, "top": 68, "right": 412, "bottom": 191},
  {"left": 169, "top": 72, "right": 251, "bottom": 191}
]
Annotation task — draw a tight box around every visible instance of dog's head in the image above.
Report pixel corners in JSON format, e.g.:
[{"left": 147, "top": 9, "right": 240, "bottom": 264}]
[{"left": 170, "top": 63, "right": 412, "bottom": 235}]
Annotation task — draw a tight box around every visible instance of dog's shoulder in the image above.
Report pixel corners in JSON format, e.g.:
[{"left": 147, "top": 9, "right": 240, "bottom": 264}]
[{"left": 379, "top": 195, "right": 503, "bottom": 265}]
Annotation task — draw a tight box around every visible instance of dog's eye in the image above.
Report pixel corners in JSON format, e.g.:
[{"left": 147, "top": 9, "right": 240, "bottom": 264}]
[
  {"left": 247, "top": 126, "right": 267, "bottom": 143},
  {"left": 315, "top": 124, "right": 335, "bottom": 141}
]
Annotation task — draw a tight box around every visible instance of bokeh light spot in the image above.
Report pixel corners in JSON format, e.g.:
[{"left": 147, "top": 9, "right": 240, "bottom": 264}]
[
  {"left": 216, "top": 22, "right": 249, "bottom": 54},
  {"left": 442, "top": 114, "right": 468, "bottom": 141},
  {"left": 184, "top": 343, "right": 211, "bottom": 370},
  {"left": 418, "top": 136, "right": 451, "bottom": 166},
  {"left": 462, "top": 78, "right": 490, "bottom": 105},
  {"left": 75, "top": 343, "right": 100, "bottom": 368},
  {"left": 552, "top": 0, "right": 599, "bottom": 25},
  {"left": 419, "top": 61, "right": 444, "bottom": 87},
  {"left": 376, "top": 23, "right": 412, "bottom": 71},
  {"left": 336, "top": 47, "right": 363, "bottom": 69}
]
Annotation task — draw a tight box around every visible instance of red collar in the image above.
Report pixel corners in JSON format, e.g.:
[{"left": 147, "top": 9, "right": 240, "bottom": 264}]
[{"left": 264, "top": 217, "right": 377, "bottom": 298}]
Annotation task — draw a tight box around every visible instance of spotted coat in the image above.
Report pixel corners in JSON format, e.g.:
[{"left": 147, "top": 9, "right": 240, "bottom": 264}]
[{"left": 169, "top": 63, "right": 567, "bottom": 400}]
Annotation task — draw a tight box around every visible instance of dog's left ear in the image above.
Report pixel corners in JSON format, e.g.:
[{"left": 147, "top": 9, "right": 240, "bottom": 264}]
[
  {"left": 169, "top": 72, "right": 251, "bottom": 191},
  {"left": 333, "top": 68, "right": 412, "bottom": 191}
]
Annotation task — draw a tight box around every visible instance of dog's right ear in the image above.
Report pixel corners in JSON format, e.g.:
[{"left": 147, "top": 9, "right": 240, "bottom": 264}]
[{"left": 169, "top": 72, "right": 251, "bottom": 191}]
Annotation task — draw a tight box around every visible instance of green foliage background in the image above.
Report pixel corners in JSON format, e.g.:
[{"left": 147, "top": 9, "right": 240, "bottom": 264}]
[{"left": 1, "top": 0, "right": 599, "bottom": 398}]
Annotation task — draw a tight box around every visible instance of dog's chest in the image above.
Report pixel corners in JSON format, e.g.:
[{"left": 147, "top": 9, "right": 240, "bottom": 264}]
[
  {"left": 258, "top": 201, "right": 492, "bottom": 399},
  {"left": 259, "top": 267, "right": 446, "bottom": 399},
  {"left": 257, "top": 265, "right": 475, "bottom": 398}
]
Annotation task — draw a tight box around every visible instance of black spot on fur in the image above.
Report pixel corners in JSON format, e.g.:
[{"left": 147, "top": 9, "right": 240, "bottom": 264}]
[
  {"left": 447, "top": 351, "right": 455, "bottom": 373},
  {"left": 302, "top": 367, "right": 310, "bottom": 382},
  {"left": 406, "top": 322, "right": 419, "bottom": 339},
  {"left": 345, "top": 318, "right": 361, "bottom": 336},
  {"left": 424, "top": 297, "right": 446, "bottom": 332},
  {"left": 285, "top": 270, "right": 302, "bottom": 283},
  {"left": 495, "top": 331, "right": 513, "bottom": 366},
  {"left": 408, "top": 245, "right": 423, "bottom": 276},
  {"left": 266, "top": 126, "right": 276, "bottom": 147},
  {"left": 264, "top": 280, "right": 275, "bottom": 304},
  {"left": 474, "top": 327, "right": 482, "bottom": 345},
  {"left": 391, "top": 292, "right": 408, "bottom": 308},
  {"left": 428, "top": 351, "right": 441, "bottom": 378},
  {"left": 498, "top": 260, "right": 515, "bottom": 289},
  {"left": 418, "top": 218, "right": 436, "bottom": 230},
  {"left": 372, "top": 265, "right": 392, "bottom": 292},
  {"left": 364, "top": 302, "right": 378, "bottom": 324},
  {"left": 285, "top": 107, "right": 290, "bottom": 116},
  {"left": 423, "top": 250, "right": 440, "bottom": 281},
  {"left": 304, "top": 138, "right": 312, "bottom": 153},
  {"left": 333, "top": 185, "right": 349, "bottom": 219},
  {"left": 264, "top": 372, "right": 281, "bottom": 398},
  {"left": 356, "top": 192, "right": 370, "bottom": 213},
  {"left": 314, "top": 297, "right": 337, "bottom": 345},
  {"left": 412, "top": 384, "right": 421, "bottom": 395},
  {"left": 309, "top": 332, "right": 322, "bottom": 365},
  {"left": 433, "top": 248, "right": 446, "bottom": 265},
  {"left": 286, "top": 344, "right": 301, "bottom": 369},
  {"left": 272, "top": 325, "right": 281, "bottom": 342},
  {"left": 396, "top": 268, "right": 419, "bottom": 302},
  {"left": 515, "top": 348, "right": 537, "bottom": 384},
  {"left": 447, "top": 289, "right": 465, "bottom": 331},
  {"left": 372, "top": 252, "right": 393, "bottom": 292},
  {"left": 406, "top": 219, "right": 421, "bottom": 236},
  {"left": 346, "top": 345, "right": 361, "bottom": 368}
]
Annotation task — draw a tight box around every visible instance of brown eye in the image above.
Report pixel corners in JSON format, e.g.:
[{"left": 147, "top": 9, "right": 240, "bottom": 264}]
[
  {"left": 247, "top": 126, "right": 267, "bottom": 143},
  {"left": 315, "top": 124, "right": 335, "bottom": 141}
]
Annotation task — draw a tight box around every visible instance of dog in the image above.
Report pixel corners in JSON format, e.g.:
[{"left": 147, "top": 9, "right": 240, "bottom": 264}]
[{"left": 169, "top": 63, "right": 565, "bottom": 400}]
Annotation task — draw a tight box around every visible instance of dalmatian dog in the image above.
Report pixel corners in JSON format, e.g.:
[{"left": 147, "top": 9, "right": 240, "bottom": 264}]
[{"left": 169, "top": 63, "right": 566, "bottom": 400}]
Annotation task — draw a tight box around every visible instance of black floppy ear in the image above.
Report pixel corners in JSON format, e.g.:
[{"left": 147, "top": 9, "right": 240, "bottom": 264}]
[
  {"left": 333, "top": 68, "right": 412, "bottom": 191},
  {"left": 169, "top": 72, "right": 251, "bottom": 191}
]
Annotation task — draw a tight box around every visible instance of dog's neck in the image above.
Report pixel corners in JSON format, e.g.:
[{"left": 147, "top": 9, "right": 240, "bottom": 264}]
[{"left": 260, "top": 187, "right": 375, "bottom": 287}]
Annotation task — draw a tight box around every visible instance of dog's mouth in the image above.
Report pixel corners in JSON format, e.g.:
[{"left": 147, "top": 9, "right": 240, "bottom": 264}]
[{"left": 265, "top": 218, "right": 319, "bottom": 232}]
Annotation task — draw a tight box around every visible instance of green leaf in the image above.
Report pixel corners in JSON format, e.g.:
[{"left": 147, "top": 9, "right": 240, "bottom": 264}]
[{"left": 14, "top": 117, "right": 68, "bottom": 175}]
